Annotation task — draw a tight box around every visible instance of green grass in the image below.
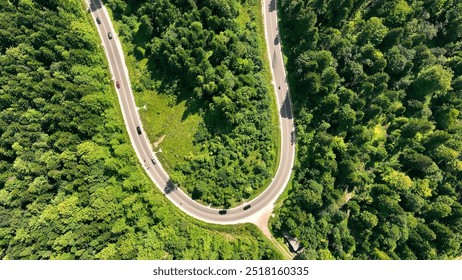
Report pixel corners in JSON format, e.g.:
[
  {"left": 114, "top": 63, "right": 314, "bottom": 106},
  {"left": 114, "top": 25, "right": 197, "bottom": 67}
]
[{"left": 137, "top": 87, "right": 202, "bottom": 172}]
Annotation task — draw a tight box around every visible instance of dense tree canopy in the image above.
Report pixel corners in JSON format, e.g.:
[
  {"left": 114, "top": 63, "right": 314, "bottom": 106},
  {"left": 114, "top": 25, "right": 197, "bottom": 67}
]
[
  {"left": 272, "top": 0, "right": 462, "bottom": 259},
  {"left": 0, "top": 0, "right": 281, "bottom": 260}
]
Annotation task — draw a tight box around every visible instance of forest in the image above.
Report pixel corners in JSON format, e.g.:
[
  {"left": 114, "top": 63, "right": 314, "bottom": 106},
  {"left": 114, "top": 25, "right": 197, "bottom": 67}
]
[
  {"left": 0, "top": 0, "right": 282, "bottom": 260},
  {"left": 103, "top": 0, "right": 278, "bottom": 207},
  {"left": 271, "top": 0, "right": 462, "bottom": 259}
]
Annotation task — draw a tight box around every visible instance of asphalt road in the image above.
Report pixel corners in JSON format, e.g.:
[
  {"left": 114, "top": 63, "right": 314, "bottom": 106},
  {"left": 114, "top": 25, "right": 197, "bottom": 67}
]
[{"left": 86, "top": 0, "right": 295, "bottom": 224}]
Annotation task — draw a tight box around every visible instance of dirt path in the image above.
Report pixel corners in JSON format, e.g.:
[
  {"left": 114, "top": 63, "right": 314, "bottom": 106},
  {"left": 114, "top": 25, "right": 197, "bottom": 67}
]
[
  {"left": 153, "top": 134, "right": 165, "bottom": 148},
  {"left": 250, "top": 208, "right": 294, "bottom": 260}
]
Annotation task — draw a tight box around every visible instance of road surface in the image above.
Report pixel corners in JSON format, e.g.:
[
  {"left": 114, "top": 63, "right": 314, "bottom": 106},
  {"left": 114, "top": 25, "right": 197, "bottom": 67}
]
[{"left": 85, "top": 0, "right": 295, "bottom": 224}]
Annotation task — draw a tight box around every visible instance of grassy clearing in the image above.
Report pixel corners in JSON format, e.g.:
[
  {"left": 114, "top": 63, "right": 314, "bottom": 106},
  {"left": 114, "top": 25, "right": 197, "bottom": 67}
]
[
  {"left": 135, "top": 85, "right": 202, "bottom": 172},
  {"left": 137, "top": 91, "right": 202, "bottom": 172}
]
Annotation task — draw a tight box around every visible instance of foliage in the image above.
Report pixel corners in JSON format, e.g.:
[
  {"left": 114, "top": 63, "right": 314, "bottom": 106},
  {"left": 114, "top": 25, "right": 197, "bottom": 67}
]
[
  {"left": 0, "top": 0, "right": 281, "bottom": 260},
  {"left": 272, "top": 0, "right": 462, "bottom": 259}
]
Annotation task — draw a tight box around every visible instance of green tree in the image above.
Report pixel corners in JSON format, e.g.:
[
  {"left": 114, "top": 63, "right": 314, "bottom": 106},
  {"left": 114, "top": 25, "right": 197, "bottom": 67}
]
[{"left": 410, "top": 65, "right": 453, "bottom": 100}]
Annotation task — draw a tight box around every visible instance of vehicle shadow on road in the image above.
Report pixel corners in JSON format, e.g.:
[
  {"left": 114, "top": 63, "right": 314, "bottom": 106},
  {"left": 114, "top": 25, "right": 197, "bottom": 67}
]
[
  {"left": 274, "top": 34, "right": 280, "bottom": 45},
  {"left": 269, "top": 0, "right": 276, "bottom": 12}
]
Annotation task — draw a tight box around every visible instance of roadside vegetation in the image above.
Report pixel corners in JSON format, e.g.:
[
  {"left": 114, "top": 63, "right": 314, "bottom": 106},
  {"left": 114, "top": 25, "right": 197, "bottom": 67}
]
[
  {"left": 104, "top": 0, "right": 279, "bottom": 207},
  {"left": 0, "top": 0, "right": 282, "bottom": 260},
  {"left": 272, "top": 0, "right": 462, "bottom": 259}
]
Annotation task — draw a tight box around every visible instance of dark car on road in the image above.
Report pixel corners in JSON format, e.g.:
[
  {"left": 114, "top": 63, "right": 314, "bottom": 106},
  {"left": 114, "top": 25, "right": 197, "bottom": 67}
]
[
  {"left": 116, "top": 81, "right": 120, "bottom": 89},
  {"left": 243, "top": 204, "right": 251, "bottom": 211},
  {"left": 108, "top": 32, "right": 113, "bottom": 39},
  {"left": 218, "top": 210, "right": 227, "bottom": 215},
  {"left": 96, "top": 17, "right": 101, "bottom": 24},
  {"left": 136, "top": 126, "right": 142, "bottom": 135},
  {"left": 151, "top": 158, "right": 157, "bottom": 165}
]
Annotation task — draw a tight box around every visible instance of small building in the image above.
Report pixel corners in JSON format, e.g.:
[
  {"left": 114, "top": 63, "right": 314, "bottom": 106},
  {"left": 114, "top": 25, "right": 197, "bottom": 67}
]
[{"left": 283, "top": 231, "right": 302, "bottom": 253}]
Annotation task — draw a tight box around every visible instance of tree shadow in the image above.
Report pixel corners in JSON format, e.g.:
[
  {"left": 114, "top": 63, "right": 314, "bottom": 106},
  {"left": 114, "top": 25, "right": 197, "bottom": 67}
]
[
  {"left": 144, "top": 53, "right": 233, "bottom": 135},
  {"left": 201, "top": 107, "right": 234, "bottom": 135},
  {"left": 280, "top": 92, "right": 293, "bottom": 119},
  {"left": 182, "top": 100, "right": 206, "bottom": 124},
  {"left": 164, "top": 178, "right": 178, "bottom": 194}
]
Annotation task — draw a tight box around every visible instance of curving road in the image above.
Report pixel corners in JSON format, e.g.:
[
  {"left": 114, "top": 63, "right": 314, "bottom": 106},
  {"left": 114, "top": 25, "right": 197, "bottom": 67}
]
[{"left": 85, "top": 0, "right": 294, "bottom": 224}]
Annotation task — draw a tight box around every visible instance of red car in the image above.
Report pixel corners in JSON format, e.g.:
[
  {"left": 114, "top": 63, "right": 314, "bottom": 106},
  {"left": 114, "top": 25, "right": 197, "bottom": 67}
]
[{"left": 116, "top": 81, "right": 120, "bottom": 89}]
